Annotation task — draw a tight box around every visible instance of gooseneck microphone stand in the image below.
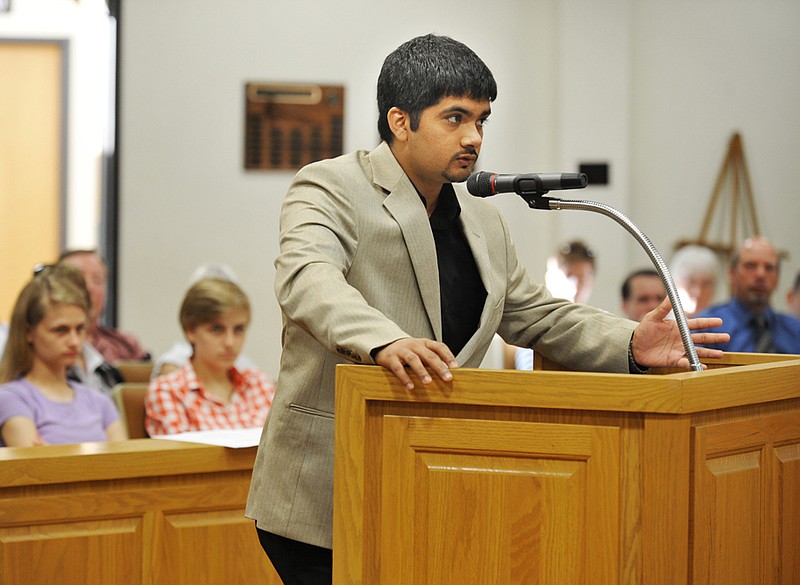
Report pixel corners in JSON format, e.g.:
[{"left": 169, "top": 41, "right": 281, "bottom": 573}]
[{"left": 512, "top": 185, "right": 703, "bottom": 372}]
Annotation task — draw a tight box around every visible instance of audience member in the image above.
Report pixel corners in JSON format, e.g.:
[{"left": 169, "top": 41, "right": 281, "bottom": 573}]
[
  {"left": 697, "top": 236, "right": 800, "bottom": 353},
  {"left": 151, "top": 264, "right": 258, "bottom": 378},
  {"left": 68, "top": 341, "right": 125, "bottom": 397},
  {"left": 669, "top": 244, "right": 720, "bottom": 317},
  {"left": 41, "top": 258, "right": 126, "bottom": 396},
  {"left": 620, "top": 269, "right": 667, "bottom": 322},
  {"left": 544, "top": 240, "right": 597, "bottom": 305},
  {"left": 787, "top": 271, "right": 800, "bottom": 318},
  {"left": 145, "top": 277, "right": 275, "bottom": 436},
  {"left": 514, "top": 240, "right": 597, "bottom": 369},
  {"left": 0, "top": 265, "right": 125, "bottom": 447},
  {"left": 58, "top": 250, "right": 150, "bottom": 363}
]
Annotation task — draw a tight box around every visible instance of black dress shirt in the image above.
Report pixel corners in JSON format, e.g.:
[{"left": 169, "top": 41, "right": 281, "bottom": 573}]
[{"left": 427, "top": 184, "right": 487, "bottom": 355}]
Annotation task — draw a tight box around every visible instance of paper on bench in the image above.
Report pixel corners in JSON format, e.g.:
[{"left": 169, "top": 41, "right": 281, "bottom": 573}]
[{"left": 150, "top": 427, "right": 262, "bottom": 448}]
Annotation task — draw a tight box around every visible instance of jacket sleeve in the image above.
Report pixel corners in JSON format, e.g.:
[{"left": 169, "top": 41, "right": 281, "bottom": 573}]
[
  {"left": 491, "top": 209, "right": 635, "bottom": 373},
  {"left": 274, "top": 161, "right": 410, "bottom": 364}
]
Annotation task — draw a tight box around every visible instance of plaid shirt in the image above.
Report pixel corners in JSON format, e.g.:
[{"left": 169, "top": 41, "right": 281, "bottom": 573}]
[
  {"left": 144, "top": 362, "right": 275, "bottom": 436},
  {"left": 90, "top": 325, "right": 150, "bottom": 362}
]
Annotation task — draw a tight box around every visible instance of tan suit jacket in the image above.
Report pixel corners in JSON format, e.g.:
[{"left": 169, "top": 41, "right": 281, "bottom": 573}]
[{"left": 245, "top": 142, "right": 636, "bottom": 548}]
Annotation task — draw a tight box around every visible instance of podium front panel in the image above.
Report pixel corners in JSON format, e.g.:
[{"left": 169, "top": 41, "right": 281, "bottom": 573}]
[{"left": 379, "top": 415, "right": 620, "bottom": 584}]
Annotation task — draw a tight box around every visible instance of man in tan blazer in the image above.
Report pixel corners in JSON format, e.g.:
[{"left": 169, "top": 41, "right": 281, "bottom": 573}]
[{"left": 246, "top": 34, "right": 727, "bottom": 584}]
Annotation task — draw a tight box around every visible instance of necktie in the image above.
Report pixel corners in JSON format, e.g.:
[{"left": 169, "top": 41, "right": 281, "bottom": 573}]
[{"left": 753, "top": 315, "right": 775, "bottom": 353}]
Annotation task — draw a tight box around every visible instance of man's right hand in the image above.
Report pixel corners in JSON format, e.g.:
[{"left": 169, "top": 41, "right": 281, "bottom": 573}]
[{"left": 374, "top": 338, "right": 458, "bottom": 390}]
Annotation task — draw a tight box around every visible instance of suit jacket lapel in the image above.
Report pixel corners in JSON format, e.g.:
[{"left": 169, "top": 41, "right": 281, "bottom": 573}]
[
  {"left": 453, "top": 190, "right": 497, "bottom": 361},
  {"left": 458, "top": 195, "right": 493, "bottom": 301},
  {"left": 369, "top": 144, "right": 443, "bottom": 340}
]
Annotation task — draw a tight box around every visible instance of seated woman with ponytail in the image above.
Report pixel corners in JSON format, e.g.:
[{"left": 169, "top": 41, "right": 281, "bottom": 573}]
[{"left": 0, "top": 265, "right": 125, "bottom": 447}]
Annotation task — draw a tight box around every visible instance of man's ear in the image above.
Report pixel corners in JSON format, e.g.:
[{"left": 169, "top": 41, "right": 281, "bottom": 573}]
[{"left": 387, "top": 107, "right": 410, "bottom": 143}]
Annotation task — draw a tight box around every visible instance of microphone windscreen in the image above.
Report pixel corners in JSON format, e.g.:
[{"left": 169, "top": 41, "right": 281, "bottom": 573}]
[{"left": 466, "top": 171, "right": 494, "bottom": 197}]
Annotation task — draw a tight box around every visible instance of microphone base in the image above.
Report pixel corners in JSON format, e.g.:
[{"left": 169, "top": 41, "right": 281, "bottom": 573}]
[{"left": 522, "top": 195, "right": 556, "bottom": 210}]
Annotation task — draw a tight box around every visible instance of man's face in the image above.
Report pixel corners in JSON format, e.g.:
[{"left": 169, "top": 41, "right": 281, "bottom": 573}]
[
  {"left": 397, "top": 96, "right": 491, "bottom": 193},
  {"left": 62, "top": 253, "right": 107, "bottom": 324},
  {"left": 729, "top": 239, "right": 779, "bottom": 311},
  {"left": 622, "top": 275, "right": 666, "bottom": 322}
]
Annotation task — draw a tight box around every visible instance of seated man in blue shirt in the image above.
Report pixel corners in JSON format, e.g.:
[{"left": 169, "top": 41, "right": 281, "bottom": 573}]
[
  {"left": 787, "top": 270, "right": 800, "bottom": 319},
  {"left": 697, "top": 236, "right": 800, "bottom": 354}
]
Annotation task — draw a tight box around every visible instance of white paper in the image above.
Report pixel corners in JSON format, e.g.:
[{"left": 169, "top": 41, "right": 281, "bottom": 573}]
[{"left": 151, "top": 427, "right": 262, "bottom": 448}]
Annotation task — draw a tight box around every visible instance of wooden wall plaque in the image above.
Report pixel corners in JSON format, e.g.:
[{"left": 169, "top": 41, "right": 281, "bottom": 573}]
[{"left": 244, "top": 82, "right": 344, "bottom": 170}]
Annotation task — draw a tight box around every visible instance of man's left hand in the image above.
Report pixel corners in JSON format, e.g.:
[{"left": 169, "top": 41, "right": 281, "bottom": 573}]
[{"left": 631, "top": 297, "right": 730, "bottom": 370}]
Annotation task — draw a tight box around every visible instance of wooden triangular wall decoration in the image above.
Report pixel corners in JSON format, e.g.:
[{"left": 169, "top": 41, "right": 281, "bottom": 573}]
[{"left": 675, "top": 132, "right": 760, "bottom": 262}]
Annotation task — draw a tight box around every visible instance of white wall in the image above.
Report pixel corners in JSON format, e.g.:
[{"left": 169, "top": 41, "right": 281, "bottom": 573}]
[
  {"left": 555, "top": 0, "right": 635, "bottom": 311},
  {"left": 119, "top": 0, "right": 800, "bottom": 375}
]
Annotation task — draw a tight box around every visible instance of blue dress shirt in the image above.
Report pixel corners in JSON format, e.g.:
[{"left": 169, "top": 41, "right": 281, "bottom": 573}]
[{"left": 696, "top": 298, "right": 800, "bottom": 354}]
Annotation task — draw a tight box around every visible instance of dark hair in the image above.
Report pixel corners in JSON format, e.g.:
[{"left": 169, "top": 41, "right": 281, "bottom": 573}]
[
  {"left": 621, "top": 269, "right": 661, "bottom": 301},
  {"left": 377, "top": 34, "right": 498, "bottom": 144},
  {"left": 793, "top": 270, "right": 800, "bottom": 293},
  {"left": 555, "top": 240, "right": 596, "bottom": 269}
]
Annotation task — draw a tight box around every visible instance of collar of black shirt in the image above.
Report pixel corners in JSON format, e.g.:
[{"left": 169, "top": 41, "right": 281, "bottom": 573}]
[{"left": 419, "top": 183, "right": 460, "bottom": 229}]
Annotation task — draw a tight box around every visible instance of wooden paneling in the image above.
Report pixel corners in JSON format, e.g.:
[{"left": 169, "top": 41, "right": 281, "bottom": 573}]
[
  {"left": 379, "top": 416, "right": 620, "bottom": 584},
  {"left": 0, "top": 440, "right": 282, "bottom": 585},
  {"left": 774, "top": 442, "right": 800, "bottom": 584},
  {"left": 692, "top": 411, "right": 800, "bottom": 585},
  {"left": 642, "top": 415, "right": 691, "bottom": 585},
  {"left": 1, "top": 518, "right": 142, "bottom": 585},
  {"left": 155, "top": 509, "right": 272, "bottom": 584}
]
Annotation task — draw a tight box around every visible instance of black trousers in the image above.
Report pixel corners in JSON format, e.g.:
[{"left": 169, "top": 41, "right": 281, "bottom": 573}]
[{"left": 256, "top": 525, "right": 332, "bottom": 585}]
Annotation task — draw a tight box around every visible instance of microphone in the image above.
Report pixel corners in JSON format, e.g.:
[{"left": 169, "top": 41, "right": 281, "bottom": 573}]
[
  {"left": 467, "top": 171, "right": 588, "bottom": 198},
  {"left": 466, "top": 171, "right": 702, "bottom": 371}
]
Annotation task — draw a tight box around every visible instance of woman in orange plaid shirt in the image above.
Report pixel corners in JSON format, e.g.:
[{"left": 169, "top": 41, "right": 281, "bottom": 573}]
[{"left": 144, "top": 277, "right": 275, "bottom": 436}]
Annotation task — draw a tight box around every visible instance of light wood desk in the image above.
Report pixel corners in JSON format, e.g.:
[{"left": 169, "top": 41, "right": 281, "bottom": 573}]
[{"left": 0, "top": 439, "right": 282, "bottom": 585}]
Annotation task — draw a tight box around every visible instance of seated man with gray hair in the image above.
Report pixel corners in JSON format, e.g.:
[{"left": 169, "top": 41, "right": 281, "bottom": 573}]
[{"left": 669, "top": 244, "right": 720, "bottom": 318}]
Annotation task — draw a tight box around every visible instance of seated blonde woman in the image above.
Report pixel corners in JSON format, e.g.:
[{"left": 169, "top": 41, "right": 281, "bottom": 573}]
[
  {"left": 145, "top": 277, "right": 275, "bottom": 436},
  {"left": 0, "top": 265, "right": 125, "bottom": 447}
]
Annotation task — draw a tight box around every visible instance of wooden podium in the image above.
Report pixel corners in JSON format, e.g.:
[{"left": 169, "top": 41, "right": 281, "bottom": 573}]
[{"left": 332, "top": 353, "right": 800, "bottom": 585}]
